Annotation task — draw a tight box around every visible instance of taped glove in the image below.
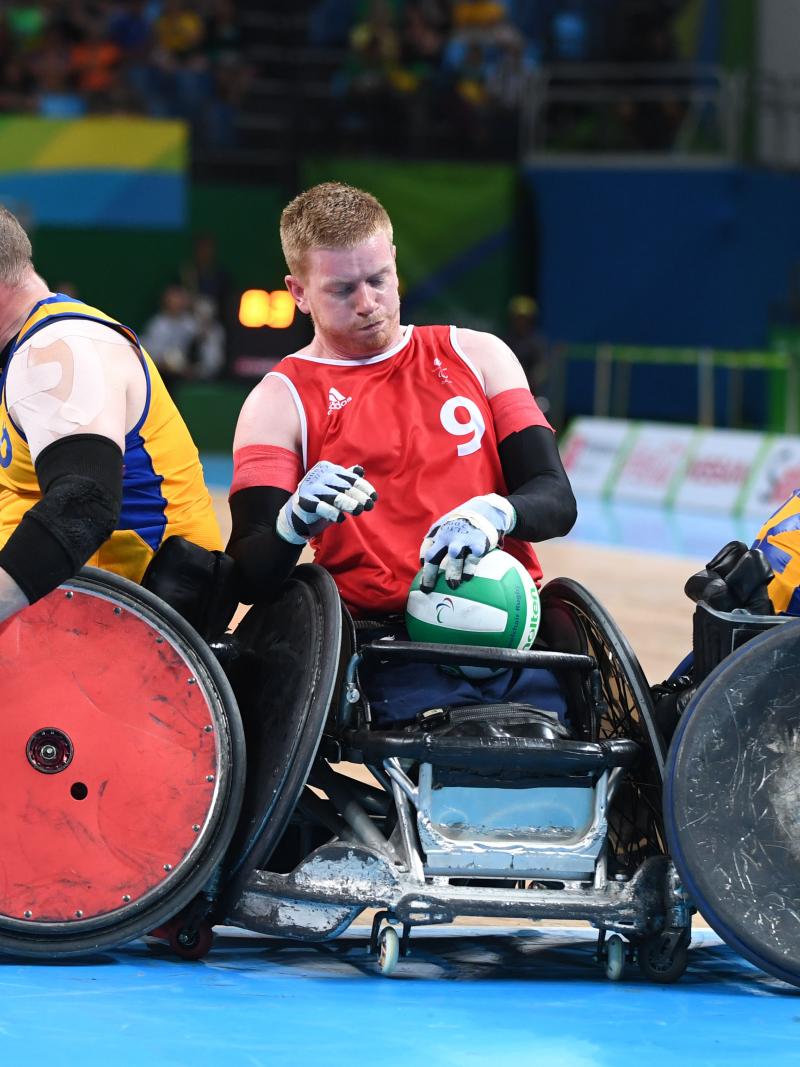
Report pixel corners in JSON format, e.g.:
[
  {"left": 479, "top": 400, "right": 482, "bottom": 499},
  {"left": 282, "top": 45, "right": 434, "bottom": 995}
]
[
  {"left": 276, "top": 461, "right": 377, "bottom": 545},
  {"left": 420, "top": 493, "right": 516, "bottom": 592}
]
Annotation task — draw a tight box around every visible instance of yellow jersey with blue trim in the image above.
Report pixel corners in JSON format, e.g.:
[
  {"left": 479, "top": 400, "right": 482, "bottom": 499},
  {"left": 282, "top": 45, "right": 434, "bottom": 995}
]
[
  {"left": 0, "top": 294, "right": 222, "bottom": 582},
  {"left": 752, "top": 490, "right": 800, "bottom": 615}
]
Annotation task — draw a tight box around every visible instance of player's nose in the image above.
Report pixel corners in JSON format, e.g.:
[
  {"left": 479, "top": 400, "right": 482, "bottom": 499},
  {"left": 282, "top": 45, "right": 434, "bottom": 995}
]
[{"left": 353, "top": 282, "right": 378, "bottom": 315}]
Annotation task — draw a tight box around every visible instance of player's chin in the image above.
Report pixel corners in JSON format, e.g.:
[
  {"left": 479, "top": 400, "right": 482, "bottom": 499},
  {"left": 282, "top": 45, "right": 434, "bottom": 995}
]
[{"left": 352, "top": 325, "right": 391, "bottom": 353}]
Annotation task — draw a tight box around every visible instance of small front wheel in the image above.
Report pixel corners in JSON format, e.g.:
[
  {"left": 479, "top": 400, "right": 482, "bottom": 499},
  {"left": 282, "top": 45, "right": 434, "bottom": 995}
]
[
  {"left": 637, "top": 932, "right": 689, "bottom": 984},
  {"left": 377, "top": 925, "right": 400, "bottom": 976},
  {"left": 605, "top": 934, "right": 626, "bottom": 981},
  {"left": 169, "top": 920, "right": 214, "bottom": 961}
]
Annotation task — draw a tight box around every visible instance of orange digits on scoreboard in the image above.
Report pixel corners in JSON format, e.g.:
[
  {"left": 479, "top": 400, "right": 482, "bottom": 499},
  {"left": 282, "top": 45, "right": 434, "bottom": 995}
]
[{"left": 238, "top": 289, "right": 295, "bottom": 329}]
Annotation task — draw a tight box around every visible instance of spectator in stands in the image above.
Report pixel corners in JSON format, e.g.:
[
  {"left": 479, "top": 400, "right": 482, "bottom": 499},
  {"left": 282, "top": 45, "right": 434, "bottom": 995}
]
[
  {"left": 154, "top": 0, "right": 206, "bottom": 62},
  {"left": 611, "top": 0, "right": 685, "bottom": 150},
  {"left": 69, "top": 22, "right": 122, "bottom": 102},
  {"left": 4, "top": 4, "right": 48, "bottom": 50},
  {"left": 503, "top": 295, "right": 550, "bottom": 409},
  {"left": 451, "top": 0, "right": 508, "bottom": 35},
  {"left": 401, "top": 0, "right": 450, "bottom": 73},
  {"left": 108, "top": 0, "right": 153, "bottom": 58},
  {"left": 337, "top": 0, "right": 405, "bottom": 150},
  {"left": 180, "top": 233, "right": 231, "bottom": 320},
  {"left": 441, "top": 36, "right": 495, "bottom": 152},
  {"left": 204, "top": 0, "right": 242, "bottom": 66},
  {"left": 192, "top": 295, "right": 226, "bottom": 381},
  {"left": 485, "top": 24, "right": 537, "bottom": 149},
  {"left": 308, "top": 0, "right": 359, "bottom": 48},
  {"left": 140, "top": 284, "right": 199, "bottom": 396},
  {"left": 150, "top": 0, "right": 212, "bottom": 121},
  {"left": 141, "top": 283, "right": 226, "bottom": 395},
  {"left": 27, "top": 24, "right": 85, "bottom": 116},
  {"left": 0, "top": 55, "right": 35, "bottom": 112}
]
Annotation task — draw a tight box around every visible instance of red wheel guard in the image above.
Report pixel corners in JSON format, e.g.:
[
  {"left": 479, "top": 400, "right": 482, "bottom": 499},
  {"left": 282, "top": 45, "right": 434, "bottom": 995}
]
[{"left": 0, "top": 586, "right": 220, "bottom": 924}]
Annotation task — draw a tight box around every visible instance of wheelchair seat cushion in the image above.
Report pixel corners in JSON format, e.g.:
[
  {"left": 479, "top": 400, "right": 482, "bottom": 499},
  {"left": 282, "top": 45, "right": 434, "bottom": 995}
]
[{"left": 359, "top": 644, "right": 568, "bottom": 728}]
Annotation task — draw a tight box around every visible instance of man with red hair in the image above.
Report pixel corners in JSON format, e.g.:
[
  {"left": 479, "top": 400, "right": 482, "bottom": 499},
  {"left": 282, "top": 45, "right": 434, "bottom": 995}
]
[{"left": 227, "top": 182, "right": 576, "bottom": 723}]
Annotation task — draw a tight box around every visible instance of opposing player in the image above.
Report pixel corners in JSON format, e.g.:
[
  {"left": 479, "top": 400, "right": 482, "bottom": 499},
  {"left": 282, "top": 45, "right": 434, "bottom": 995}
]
[
  {"left": 0, "top": 205, "right": 223, "bottom": 627},
  {"left": 227, "top": 182, "right": 577, "bottom": 723}
]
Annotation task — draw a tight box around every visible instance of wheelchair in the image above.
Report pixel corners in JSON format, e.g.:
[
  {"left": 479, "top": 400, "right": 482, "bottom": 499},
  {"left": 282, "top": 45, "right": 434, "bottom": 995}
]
[
  {"left": 0, "top": 563, "right": 686, "bottom": 982},
  {"left": 1, "top": 563, "right": 797, "bottom": 988}
]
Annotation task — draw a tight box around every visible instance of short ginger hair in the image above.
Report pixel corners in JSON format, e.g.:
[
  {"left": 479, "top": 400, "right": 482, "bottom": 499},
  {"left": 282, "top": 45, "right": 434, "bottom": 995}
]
[
  {"left": 280, "top": 182, "right": 393, "bottom": 277},
  {"left": 0, "top": 205, "right": 33, "bottom": 287}
]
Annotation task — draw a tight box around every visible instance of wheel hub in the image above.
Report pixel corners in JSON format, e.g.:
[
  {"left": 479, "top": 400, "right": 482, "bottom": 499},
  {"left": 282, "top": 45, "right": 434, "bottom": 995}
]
[{"left": 26, "top": 728, "right": 73, "bottom": 774}]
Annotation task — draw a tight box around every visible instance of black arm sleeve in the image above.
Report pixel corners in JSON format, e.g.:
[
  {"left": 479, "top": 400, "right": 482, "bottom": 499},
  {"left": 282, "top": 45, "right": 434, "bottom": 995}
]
[
  {"left": 0, "top": 433, "right": 123, "bottom": 603},
  {"left": 498, "top": 425, "right": 577, "bottom": 542},
  {"left": 226, "top": 486, "right": 303, "bottom": 604}
]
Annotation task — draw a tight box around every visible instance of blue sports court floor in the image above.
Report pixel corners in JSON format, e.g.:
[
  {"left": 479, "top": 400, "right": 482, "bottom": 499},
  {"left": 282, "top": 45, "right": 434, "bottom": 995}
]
[{"left": 2, "top": 927, "right": 797, "bottom": 1066}]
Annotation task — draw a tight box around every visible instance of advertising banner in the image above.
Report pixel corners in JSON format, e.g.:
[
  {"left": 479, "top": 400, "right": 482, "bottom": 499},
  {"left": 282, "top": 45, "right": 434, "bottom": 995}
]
[
  {"left": 560, "top": 417, "right": 634, "bottom": 497},
  {"left": 612, "top": 424, "right": 696, "bottom": 506},
  {"left": 0, "top": 117, "right": 186, "bottom": 227},
  {"left": 673, "top": 430, "right": 766, "bottom": 514},
  {"left": 742, "top": 438, "right": 800, "bottom": 519}
]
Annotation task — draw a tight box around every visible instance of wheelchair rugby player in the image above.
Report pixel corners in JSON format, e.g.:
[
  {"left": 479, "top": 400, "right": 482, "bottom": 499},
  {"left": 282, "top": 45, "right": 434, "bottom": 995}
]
[{"left": 3, "top": 187, "right": 800, "bottom": 989}]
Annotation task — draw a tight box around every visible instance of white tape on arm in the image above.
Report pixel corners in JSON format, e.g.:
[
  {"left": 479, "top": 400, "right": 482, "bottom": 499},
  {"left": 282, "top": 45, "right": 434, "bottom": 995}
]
[{"left": 6, "top": 330, "right": 107, "bottom": 459}]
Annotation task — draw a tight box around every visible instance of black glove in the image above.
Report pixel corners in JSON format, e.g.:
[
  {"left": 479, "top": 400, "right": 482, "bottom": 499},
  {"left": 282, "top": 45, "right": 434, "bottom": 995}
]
[{"left": 684, "top": 540, "right": 774, "bottom": 615}]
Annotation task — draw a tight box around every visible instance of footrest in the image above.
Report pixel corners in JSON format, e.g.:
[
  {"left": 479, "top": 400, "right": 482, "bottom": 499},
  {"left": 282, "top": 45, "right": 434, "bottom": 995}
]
[{"left": 344, "top": 729, "right": 640, "bottom": 777}]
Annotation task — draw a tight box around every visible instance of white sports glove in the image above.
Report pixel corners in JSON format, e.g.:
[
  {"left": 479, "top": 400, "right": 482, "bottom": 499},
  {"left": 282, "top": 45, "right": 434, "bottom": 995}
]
[
  {"left": 419, "top": 493, "right": 516, "bottom": 592},
  {"left": 277, "top": 461, "right": 377, "bottom": 545}
]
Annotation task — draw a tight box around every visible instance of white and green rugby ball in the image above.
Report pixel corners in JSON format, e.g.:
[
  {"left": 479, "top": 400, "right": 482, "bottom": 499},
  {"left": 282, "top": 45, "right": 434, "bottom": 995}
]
[{"left": 405, "top": 549, "right": 541, "bottom": 666}]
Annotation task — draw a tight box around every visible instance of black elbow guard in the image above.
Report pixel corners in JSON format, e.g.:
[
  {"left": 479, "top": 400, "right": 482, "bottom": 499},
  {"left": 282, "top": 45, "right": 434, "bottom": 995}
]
[
  {"left": 142, "top": 535, "right": 240, "bottom": 640},
  {"left": 0, "top": 434, "right": 122, "bottom": 604}
]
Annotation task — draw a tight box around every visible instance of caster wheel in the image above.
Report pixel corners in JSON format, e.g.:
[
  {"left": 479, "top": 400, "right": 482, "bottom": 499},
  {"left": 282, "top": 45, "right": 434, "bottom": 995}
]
[
  {"left": 147, "top": 918, "right": 213, "bottom": 960},
  {"left": 605, "top": 934, "right": 626, "bottom": 981},
  {"left": 377, "top": 925, "right": 400, "bottom": 976},
  {"left": 170, "top": 921, "right": 214, "bottom": 960},
  {"left": 637, "top": 932, "right": 689, "bottom": 984}
]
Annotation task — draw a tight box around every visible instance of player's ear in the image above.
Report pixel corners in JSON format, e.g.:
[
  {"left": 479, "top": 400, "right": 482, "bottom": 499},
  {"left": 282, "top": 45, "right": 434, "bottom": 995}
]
[{"left": 285, "top": 274, "right": 308, "bottom": 314}]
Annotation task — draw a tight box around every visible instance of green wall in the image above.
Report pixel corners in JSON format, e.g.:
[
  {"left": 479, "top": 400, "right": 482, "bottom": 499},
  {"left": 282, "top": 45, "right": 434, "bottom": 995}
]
[
  {"left": 302, "top": 158, "right": 518, "bottom": 332},
  {"left": 31, "top": 181, "right": 290, "bottom": 332}
]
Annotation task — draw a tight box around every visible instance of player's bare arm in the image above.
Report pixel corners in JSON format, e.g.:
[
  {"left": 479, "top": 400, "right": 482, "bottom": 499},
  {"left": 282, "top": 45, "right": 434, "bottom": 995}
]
[
  {"left": 419, "top": 327, "right": 576, "bottom": 591},
  {"left": 453, "top": 327, "right": 530, "bottom": 397},
  {"left": 233, "top": 373, "right": 303, "bottom": 453},
  {"left": 228, "top": 374, "right": 377, "bottom": 601}
]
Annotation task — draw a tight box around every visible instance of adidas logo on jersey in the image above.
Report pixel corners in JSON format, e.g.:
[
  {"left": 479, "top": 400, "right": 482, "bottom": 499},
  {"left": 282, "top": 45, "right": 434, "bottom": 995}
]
[{"left": 327, "top": 387, "right": 352, "bottom": 414}]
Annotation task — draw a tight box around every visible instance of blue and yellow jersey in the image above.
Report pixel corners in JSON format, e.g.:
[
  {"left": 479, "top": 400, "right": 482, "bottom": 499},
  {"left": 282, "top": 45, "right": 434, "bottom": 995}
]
[
  {"left": 0, "top": 294, "right": 222, "bottom": 583},
  {"left": 752, "top": 490, "right": 800, "bottom": 615}
]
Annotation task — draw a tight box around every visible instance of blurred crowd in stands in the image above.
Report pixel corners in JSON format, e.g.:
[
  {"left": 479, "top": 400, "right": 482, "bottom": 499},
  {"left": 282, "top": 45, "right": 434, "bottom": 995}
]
[
  {"left": 0, "top": 1, "right": 249, "bottom": 147},
  {"left": 0, "top": 1, "right": 696, "bottom": 160},
  {"left": 312, "top": 0, "right": 688, "bottom": 156}
]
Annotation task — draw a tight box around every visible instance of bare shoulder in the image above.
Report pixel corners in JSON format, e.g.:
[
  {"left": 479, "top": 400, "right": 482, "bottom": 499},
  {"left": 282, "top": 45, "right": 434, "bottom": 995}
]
[
  {"left": 233, "top": 372, "right": 302, "bottom": 451},
  {"left": 453, "top": 327, "right": 528, "bottom": 397}
]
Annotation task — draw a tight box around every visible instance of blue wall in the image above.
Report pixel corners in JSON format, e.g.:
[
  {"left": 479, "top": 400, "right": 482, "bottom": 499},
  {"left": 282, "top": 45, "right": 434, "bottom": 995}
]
[{"left": 525, "top": 166, "right": 800, "bottom": 349}]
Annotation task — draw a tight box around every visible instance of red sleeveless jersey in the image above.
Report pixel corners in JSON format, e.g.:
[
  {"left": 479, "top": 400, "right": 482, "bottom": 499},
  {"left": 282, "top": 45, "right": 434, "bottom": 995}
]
[{"left": 271, "top": 324, "right": 543, "bottom": 616}]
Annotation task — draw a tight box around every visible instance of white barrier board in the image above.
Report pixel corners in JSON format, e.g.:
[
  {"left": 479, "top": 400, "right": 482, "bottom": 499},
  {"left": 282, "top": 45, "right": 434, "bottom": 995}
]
[
  {"left": 612, "top": 424, "right": 696, "bottom": 506},
  {"left": 741, "top": 437, "right": 800, "bottom": 518},
  {"left": 673, "top": 430, "right": 765, "bottom": 514},
  {"left": 560, "top": 418, "right": 634, "bottom": 497}
]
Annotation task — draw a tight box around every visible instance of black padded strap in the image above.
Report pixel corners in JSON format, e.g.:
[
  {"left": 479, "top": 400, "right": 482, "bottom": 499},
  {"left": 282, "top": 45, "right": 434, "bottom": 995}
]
[{"left": 0, "top": 433, "right": 122, "bottom": 603}]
